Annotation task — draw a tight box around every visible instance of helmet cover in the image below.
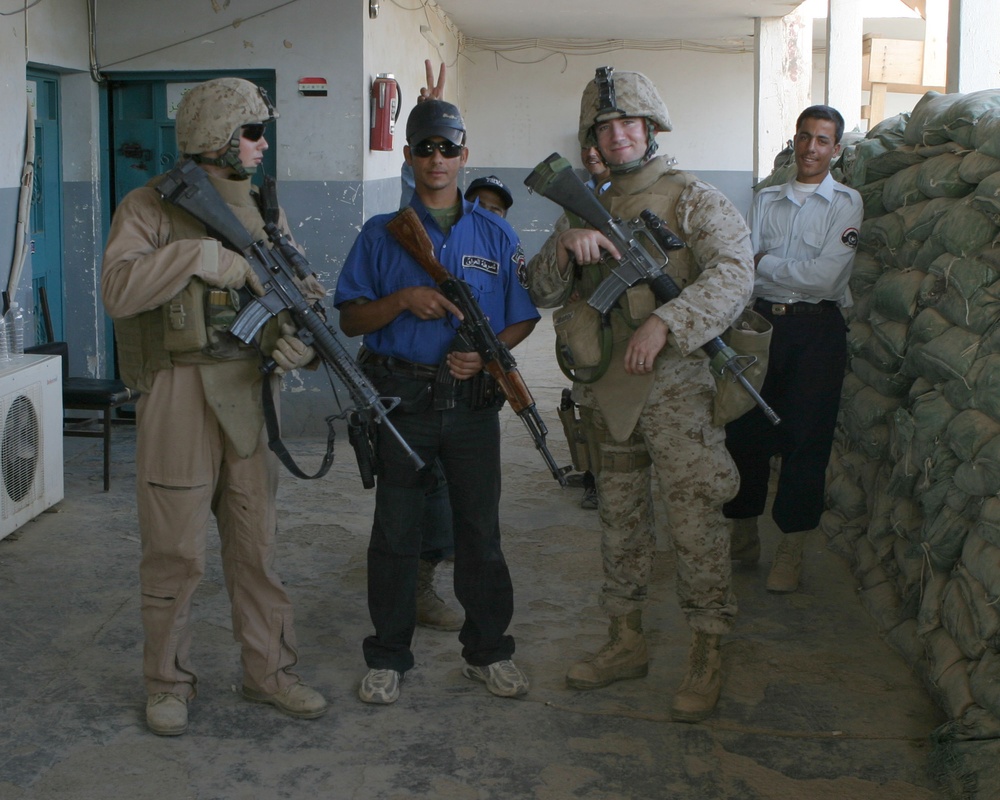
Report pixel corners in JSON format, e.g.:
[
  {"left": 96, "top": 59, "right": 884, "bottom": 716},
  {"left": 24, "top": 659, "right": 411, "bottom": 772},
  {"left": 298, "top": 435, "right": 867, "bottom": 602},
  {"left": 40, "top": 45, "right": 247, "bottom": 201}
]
[
  {"left": 176, "top": 77, "right": 276, "bottom": 155},
  {"left": 577, "top": 68, "right": 672, "bottom": 148}
]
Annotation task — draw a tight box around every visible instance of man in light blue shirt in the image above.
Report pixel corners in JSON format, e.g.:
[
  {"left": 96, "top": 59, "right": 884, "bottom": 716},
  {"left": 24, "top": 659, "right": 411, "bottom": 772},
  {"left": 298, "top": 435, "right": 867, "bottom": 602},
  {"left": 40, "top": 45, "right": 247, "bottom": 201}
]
[{"left": 724, "top": 104, "right": 863, "bottom": 594}]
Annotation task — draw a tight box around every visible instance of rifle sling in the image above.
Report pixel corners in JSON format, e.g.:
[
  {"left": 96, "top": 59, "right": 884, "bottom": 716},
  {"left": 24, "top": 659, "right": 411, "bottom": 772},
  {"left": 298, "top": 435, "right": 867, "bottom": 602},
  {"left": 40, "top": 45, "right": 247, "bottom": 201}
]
[{"left": 261, "top": 375, "right": 337, "bottom": 480}]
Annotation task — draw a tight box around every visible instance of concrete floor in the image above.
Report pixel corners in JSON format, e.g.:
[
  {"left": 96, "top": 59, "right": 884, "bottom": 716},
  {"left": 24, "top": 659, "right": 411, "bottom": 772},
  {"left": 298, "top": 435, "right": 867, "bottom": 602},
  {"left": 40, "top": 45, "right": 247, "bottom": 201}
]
[{"left": 0, "top": 313, "right": 946, "bottom": 800}]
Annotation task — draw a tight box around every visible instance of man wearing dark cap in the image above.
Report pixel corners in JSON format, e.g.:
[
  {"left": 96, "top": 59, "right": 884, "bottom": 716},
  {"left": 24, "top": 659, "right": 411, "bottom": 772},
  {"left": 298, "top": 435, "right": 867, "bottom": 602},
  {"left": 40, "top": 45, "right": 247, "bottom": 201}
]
[
  {"left": 464, "top": 175, "right": 513, "bottom": 218},
  {"left": 335, "top": 98, "right": 539, "bottom": 705}
]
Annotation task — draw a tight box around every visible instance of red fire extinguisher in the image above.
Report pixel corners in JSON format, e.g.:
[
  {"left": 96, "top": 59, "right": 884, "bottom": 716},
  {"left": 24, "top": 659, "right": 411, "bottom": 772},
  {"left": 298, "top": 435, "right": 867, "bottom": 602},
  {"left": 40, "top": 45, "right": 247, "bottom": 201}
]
[{"left": 370, "top": 73, "right": 400, "bottom": 151}]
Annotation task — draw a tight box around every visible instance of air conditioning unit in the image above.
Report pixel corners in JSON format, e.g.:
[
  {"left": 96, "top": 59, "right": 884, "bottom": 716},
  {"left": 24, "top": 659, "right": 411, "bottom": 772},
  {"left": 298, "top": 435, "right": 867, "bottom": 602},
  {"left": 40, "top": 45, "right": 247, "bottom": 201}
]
[{"left": 0, "top": 354, "right": 63, "bottom": 541}]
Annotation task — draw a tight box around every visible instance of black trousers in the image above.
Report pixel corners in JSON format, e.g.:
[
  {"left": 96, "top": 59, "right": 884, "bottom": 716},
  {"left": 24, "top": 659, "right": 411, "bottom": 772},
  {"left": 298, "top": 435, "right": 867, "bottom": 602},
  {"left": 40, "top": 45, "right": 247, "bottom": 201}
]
[
  {"left": 363, "top": 375, "right": 514, "bottom": 673},
  {"left": 723, "top": 304, "right": 848, "bottom": 533}
]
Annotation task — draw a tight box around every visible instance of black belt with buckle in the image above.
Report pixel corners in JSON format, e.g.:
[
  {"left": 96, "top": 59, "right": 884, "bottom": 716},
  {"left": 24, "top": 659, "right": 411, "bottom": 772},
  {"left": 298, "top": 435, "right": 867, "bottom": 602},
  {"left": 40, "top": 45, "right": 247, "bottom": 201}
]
[
  {"left": 754, "top": 299, "right": 837, "bottom": 316},
  {"left": 358, "top": 348, "right": 439, "bottom": 381}
]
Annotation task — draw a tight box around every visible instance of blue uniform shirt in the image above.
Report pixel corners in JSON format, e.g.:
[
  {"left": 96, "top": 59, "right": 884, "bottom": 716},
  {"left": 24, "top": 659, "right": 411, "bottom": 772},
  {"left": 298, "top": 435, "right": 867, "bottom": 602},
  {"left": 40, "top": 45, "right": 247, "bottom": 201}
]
[{"left": 335, "top": 193, "right": 539, "bottom": 365}]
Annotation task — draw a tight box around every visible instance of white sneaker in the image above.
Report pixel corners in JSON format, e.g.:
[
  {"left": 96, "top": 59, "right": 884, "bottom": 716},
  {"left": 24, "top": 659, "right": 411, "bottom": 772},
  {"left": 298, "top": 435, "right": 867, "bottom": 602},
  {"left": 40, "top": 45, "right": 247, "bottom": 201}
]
[
  {"left": 359, "top": 668, "right": 401, "bottom": 704},
  {"left": 462, "top": 660, "right": 529, "bottom": 698}
]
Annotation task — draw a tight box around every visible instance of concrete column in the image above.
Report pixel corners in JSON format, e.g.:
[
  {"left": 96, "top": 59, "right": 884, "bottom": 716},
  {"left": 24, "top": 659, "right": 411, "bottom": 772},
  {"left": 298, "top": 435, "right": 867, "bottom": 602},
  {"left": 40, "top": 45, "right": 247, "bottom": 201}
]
[
  {"left": 753, "top": 14, "right": 811, "bottom": 183},
  {"left": 947, "top": 0, "right": 1000, "bottom": 92},
  {"left": 824, "top": 0, "right": 863, "bottom": 132}
]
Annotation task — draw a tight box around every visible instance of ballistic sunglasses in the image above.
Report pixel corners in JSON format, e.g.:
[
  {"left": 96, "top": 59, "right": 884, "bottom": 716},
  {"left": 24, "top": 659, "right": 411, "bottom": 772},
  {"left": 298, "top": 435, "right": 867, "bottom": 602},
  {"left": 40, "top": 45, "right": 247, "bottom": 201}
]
[
  {"left": 241, "top": 123, "right": 268, "bottom": 142},
  {"left": 410, "top": 139, "right": 465, "bottom": 159}
]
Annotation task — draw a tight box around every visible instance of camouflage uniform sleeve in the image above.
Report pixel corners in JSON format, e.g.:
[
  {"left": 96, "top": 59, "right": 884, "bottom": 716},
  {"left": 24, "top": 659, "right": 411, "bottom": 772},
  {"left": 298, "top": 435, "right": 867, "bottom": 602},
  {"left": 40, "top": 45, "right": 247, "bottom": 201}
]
[
  {"left": 525, "top": 213, "right": 575, "bottom": 308},
  {"left": 651, "top": 180, "right": 754, "bottom": 357}
]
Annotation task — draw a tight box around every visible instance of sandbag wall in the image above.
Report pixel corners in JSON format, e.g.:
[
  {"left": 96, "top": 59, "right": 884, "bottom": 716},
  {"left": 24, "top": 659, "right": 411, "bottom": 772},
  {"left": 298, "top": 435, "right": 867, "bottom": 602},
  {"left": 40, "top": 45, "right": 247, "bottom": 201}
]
[{"left": 819, "top": 90, "right": 1000, "bottom": 797}]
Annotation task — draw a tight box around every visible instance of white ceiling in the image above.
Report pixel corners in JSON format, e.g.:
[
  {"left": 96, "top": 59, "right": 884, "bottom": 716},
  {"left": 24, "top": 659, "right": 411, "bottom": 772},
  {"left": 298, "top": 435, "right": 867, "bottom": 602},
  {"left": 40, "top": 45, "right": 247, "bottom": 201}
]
[{"left": 435, "top": 0, "right": 807, "bottom": 42}]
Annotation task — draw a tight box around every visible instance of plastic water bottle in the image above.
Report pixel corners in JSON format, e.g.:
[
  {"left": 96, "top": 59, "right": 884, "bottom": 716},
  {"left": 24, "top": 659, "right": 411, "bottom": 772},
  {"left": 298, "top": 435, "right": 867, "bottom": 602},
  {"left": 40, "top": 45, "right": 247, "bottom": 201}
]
[
  {"left": 8, "top": 302, "right": 24, "bottom": 357},
  {"left": 0, "top": 314, "right": 10, "bottom": 362}
]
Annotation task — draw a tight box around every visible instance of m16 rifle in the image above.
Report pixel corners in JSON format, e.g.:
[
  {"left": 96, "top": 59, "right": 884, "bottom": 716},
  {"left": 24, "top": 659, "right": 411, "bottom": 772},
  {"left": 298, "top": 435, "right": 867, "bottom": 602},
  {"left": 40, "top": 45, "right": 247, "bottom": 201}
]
[
  {"left": 524, "top": 152, "right": 780, "bottom": 426},
  {"left": 385, "top": 207, "right": 570, "bottom": 486},
  {"left": 154, "top": 159, "right": 425, "bottom": 483}
]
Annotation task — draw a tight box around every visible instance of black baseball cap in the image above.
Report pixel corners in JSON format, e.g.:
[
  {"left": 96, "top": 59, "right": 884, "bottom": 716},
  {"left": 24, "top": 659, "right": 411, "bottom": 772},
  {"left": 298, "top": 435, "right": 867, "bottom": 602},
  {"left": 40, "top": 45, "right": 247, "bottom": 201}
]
[
  {"left": 465, "top": 175, "right": 513, "bottom": 209},
  {"left": 405, "top": 99, "right": 466, "bottom": 146}
]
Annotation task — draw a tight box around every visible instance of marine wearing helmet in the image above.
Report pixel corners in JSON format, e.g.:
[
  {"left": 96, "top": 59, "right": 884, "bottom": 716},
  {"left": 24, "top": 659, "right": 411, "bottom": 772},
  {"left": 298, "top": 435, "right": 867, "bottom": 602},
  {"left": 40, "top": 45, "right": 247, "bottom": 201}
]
[
  {"left": 175, "top": 77, "right": 276, "bottom": 178},
  {"left": 578, "top": 67, "right": 672, "bottom": 174}
]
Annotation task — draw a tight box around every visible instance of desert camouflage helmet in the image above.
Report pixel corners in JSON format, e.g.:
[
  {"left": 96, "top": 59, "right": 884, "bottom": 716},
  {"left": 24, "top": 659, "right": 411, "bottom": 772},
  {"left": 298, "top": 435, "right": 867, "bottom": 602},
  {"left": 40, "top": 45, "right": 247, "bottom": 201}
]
[
  {"left": 175, "top": 78, "right": 276, "bottom": 176},
  {"left": 577, "top": 68, "right": 672, "bottom": 148}
]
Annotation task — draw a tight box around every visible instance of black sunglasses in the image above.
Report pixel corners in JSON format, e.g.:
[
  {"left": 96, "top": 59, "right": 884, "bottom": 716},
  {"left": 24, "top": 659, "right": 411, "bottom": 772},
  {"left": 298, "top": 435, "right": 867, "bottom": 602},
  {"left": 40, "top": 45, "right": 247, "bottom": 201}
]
[
  {"left": 410, "top": 139, "right": 464, "bottom": 159},
  {"left": 241, "top": 123, "right": 267, "bottom": 142}
]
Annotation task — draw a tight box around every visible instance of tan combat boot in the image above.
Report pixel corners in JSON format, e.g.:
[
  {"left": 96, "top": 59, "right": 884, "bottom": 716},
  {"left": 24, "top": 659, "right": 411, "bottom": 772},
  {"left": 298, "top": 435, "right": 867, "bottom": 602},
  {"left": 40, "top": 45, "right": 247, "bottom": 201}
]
[
  {"left": 670, "top": 631, "right": 722, "bottom": 723},
  {"left": 766, "top": 532, "right": 807, "bottom": 593},
  {"left": 730, "top": 517, "right": 760, "bottom": 566},
  {"left": 566, "top": 610, "right": 649, "bottom": 689},
  {"left": 416, "top": 559, "right": 463, "bottom": 631}
]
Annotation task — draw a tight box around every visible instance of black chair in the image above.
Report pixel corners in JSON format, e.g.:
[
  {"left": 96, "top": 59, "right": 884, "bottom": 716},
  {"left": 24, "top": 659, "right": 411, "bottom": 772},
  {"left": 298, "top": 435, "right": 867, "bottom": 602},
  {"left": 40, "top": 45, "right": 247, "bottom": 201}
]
[{"left": 25, "top": 341, "right": 138, "bottom": 491}]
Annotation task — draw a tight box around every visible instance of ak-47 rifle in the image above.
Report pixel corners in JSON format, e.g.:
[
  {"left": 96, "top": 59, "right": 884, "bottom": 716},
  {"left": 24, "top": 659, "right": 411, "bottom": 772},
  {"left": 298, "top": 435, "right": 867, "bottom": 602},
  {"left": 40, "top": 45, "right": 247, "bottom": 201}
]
[
  {"left": 154, "top": 159, "right": 425, "bottom": 483},
  {"left": 385, "top": 206, "right": 571, "bottom": 487},
  {"left": 524, "top": 153, "right": 780, "bottom": 426}
]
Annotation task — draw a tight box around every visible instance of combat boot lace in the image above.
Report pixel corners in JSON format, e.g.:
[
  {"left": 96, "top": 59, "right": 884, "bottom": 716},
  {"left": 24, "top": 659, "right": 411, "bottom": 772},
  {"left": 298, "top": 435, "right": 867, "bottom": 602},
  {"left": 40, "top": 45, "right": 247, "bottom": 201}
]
[
  {"left": 766, "top": 532, "right": 807, "bottom": 594},
  {"left": 416, "top": 559, "right": 464, "bottom": 631},
  {"left": 670, "top": 632, "right": 722, "bottom": 723},
  {"left": 730, "top": 517, "right": 760, "bottom": 566},
  {"left": 566, "top": 610, "right": 649, "bottom": 690}
]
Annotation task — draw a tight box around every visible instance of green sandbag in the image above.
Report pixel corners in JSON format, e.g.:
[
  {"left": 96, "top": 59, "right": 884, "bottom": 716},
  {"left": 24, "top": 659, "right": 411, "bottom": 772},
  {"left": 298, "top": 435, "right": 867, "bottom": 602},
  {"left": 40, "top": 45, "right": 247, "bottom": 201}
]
[
  {"left": 974, "top": 107, "right": 1000, "bottom": 159},
  {"left": 906, "top": 91, "right": 968, "bottom": 147},
  {"left": 865, "top": 146, "right": 925, "bottom": 182},
  {"left": 924, "top": 503, "right": 973, "bottom": 572},
  {"left": 941, "top": 574, "right": 983, "bottom": 660},
  {"left": 955, "top": 433, "right": 1000, "bottom": 496},
  {"left": 928, "top": 251, "right": 1000, "bottom": 299},
  {"left": 859, "top": 177, "right": 889, "bottom": 217},
  {"left": 944, "top": 409, "right": 1000, "bottom": 462},
  {"left": 851, "top": 355, "right": 912, "bottom": 397},
  {"left": 973, "top": 496, "right": 1000, "bottom": 549},
  {"left": 909, "top": 389, "right": 958, "bottom": 448},
  {"left": 850, "top": 250, "right": 884, "bottom": 291},
  {"left": 883, "top": 162, "right": 926, "bottom": 210},
  {"left": 935, "top": 274, "right": 1000, "bottom": 334},
  {"left": 971, "top": 172, "right": 1000, "bottom": 225},
  {"left": 918, "top": 152, "right": 976, "bottom": 199},
  {"left": 907, "top": 325, "right": 983, "bottom": 382},
  {"left": 972, "top": 354, "right": 1000, "bottom": 424},
  {"left": 933, "top": 197, "right": 1000, "bottom": 257},
  {"left": 909, "top": 307, "right": 952, "bottom": 344},
  {"left": 943, "top": 89, "right": 1000, "bottom": 148},
  {"left": 871, "top": 268, "right": 926, "bottom": 321},
  {"left": 960, "top": 150, "right": 1000, "bottom": 184},
  {"left": 907, "top": 196, "right": 957, "bottom": 242}
]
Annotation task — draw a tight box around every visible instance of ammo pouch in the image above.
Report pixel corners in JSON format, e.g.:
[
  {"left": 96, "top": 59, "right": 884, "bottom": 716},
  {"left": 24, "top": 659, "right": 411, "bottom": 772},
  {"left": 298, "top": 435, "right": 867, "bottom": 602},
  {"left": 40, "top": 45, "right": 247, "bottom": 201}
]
[
  {"left": 162, "top": 277, "right": 245, "bottom": 359},
  {"left": 711, "top": 307, "right": 773, "bottom": 427},
  {"left": 553, "top": 299, "right": 613, "bottom": 383}
]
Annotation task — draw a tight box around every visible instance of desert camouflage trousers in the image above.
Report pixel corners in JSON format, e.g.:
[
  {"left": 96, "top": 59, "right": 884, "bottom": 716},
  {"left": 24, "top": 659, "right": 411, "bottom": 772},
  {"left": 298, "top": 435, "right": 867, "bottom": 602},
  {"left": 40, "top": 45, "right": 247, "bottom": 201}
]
[{"left": 590, "top": 388, "right": 740, "bottom": 634}]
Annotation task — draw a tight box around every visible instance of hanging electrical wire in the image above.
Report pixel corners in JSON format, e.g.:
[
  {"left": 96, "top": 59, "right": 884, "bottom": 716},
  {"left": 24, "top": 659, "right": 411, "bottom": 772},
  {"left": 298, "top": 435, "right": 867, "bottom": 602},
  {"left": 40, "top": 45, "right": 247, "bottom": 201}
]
[{"left": 0, "top": 0, "right": 43, "bottom": 16}]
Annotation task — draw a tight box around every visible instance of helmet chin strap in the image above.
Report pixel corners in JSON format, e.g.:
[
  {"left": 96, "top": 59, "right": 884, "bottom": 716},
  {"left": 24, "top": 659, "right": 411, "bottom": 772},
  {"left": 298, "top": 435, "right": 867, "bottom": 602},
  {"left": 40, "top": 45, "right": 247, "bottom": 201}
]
[
  {"left": 191, "top": 131, "right": 254, "bottom": 178},
  {"left": 607, "top": 120, "right": 660, "bottom": 175}
]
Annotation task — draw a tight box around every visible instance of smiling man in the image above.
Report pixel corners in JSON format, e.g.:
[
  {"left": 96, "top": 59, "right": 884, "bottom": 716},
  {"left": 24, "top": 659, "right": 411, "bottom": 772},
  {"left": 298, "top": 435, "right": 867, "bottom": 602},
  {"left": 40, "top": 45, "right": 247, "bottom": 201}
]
[
  {"left": 526, "top": 67, "right": 754, "bottom": 723},
  {"left": 723, "top": 105, "right": 863, "bottom": 593}
]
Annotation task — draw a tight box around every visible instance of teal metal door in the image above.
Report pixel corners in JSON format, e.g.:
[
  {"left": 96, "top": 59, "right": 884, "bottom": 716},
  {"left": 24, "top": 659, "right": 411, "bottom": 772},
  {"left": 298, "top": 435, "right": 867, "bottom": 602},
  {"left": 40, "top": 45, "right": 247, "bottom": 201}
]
[
  {"left": 107, "top": 72, "right": 277, "bottom": 211},
  {"left": 26, "top": 70, "right": 64, "bottom": 340}
]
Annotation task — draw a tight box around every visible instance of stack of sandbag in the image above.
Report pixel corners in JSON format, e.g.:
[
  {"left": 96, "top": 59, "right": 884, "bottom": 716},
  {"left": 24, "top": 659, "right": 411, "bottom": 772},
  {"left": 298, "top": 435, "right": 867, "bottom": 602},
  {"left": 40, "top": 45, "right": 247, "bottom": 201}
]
[{"left": 814, "top": 89, "right": 1000, "bottom": 799}]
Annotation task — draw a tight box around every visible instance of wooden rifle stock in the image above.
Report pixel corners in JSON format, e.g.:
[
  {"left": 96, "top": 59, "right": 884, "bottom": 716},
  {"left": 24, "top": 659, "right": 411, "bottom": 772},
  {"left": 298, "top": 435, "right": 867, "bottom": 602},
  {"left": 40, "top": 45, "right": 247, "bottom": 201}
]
[{"left": 386, "top": 207, "right": 570, "bottom": 486}]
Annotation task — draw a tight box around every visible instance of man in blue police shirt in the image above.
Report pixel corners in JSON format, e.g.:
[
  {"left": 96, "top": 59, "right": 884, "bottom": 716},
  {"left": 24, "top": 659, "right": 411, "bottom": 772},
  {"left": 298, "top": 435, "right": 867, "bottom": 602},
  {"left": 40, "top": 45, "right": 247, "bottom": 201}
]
[{"left": 335, "top": 99, "right": 538, "bottom": 705}]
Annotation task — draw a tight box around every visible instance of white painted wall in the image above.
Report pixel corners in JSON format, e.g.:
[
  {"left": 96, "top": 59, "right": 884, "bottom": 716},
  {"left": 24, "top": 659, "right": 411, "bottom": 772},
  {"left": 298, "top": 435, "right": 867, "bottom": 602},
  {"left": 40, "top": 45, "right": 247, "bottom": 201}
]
[{"left": 459, "top": 45, "right": 755, "bottom": 173}]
